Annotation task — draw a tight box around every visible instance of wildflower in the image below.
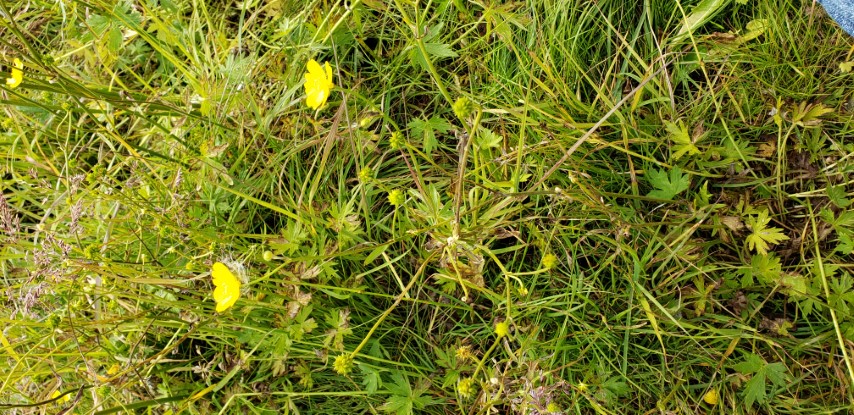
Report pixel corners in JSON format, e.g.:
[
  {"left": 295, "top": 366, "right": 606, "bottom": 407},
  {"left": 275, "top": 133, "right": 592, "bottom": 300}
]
[
  {"left": 455, "top": 345, "right": 473, "bottom": 361},
  {"left": 494, "top": 321, "right": 510, "bottom": 338},
  {"left": 388, "top": 189, "right": 405, "bottom": 206},
  {"left": 6, "top": 58, "right": 22, "bottom": 89},
  {"left": 388, "top": 131, "right": 404, "bottom": 150},
  {"left": 457, "top": 377, "right": 476, "bottom": 398},
  {"left": 262, "top": 250, "right": 274, "bottom": 262},
  {"left": 51, "top": 390, "right": 70, "bottom": 403},
  {"left": 211, "top": 262, "right": 241, "bottom": 313},
  {"left": 333, "top": 353, "right": 353, "bottom": 375},
  {"left": 304, "top": 59, "right": 334, "bottom": 110},
  {"left": 541, "top": 253, "right": 557, "bottom": 269},
  {"left": 452, "top": 96, "right": 477, "bottom": 120},
  {"left": 358, "top": 167, "right": 372, "bottom": 183},
  {"left": 703, "top": 388, "right": 718, "bottom": 405},
  {"left": 546, "top": 402, "right": 561, "bottom": 413}
]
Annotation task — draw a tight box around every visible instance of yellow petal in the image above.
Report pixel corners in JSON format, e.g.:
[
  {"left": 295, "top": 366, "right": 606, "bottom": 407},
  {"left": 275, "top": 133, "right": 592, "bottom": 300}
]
[
  {"left": 306, "top": 59, "right": 323, "bottom": 78},
  {"left": 306, "top": 89, "right": 327, "bottom": 110},
  {"left": 304, "top": 59, "right": 334, "bottom": 110},
  {"left": 51, "top": 390, "right": 70, "bottom": 403},
  {"left": 211, "top": 262, "right": 240, "bottom": 313},
  {"left": 6, "top": 58, "right": 23, "bottom": 89},
  {"left": 703, "top": 388, "right": 718, "bottom": 405}
]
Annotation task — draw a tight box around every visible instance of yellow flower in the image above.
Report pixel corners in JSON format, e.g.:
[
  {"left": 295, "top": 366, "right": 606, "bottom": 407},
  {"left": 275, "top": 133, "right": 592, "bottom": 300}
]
[
  {"left": 541, "top": 253, "right": 557, "bottom": 269},
  {"left": 703, "top": 388, "right": 719, "bottom": 405},
  {"left": 304, "top": 59, "right": 334, "bottom": 110},
  {"left": 457, "top": 377, "right": 476, "bottom": 398},
  {"left": 211, "top": 262, "right": 241, "bottom": 313},
  {"left": 51, "top": 390, "right": 70, "bottom": 403},
  {"left": 494, "top": 321, "right": 510, "bottom": 338},
  {"left": 455, "top": 345, "right": 474, "bottom": 361},
  {"left": 6, "top": 58, "right": 23, "bottom": 89},
  {"left": 388, "top": 189, "right": 405, "bottom": 206},
  {"left": 333, "top": 353, "right": 354, "bottom": 375}
]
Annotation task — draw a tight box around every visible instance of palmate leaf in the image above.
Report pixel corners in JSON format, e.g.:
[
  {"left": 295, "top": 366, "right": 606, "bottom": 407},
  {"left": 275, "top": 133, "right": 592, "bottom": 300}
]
[
  {"left": 408, "top": 116, "right": 452, "bottom": 153},
  {"left": 380, "top": 371, "right": 440, "bottom": 415},
  {"left": 646, "top": 167, "right": 690, "bottom": 200},
  {"left": 665, "top": 120, "right": 700, "bottom": 161},
  {"left": 745, "top": 210, "right": 789, "bottom": 255},
  {"left": 734, "top": 354, "right": 789, "bottom": 407}
]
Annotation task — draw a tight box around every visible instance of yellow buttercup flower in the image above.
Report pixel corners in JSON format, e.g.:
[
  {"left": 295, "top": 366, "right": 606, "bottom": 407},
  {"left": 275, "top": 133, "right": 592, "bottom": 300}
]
[
  {"left": 703, "top": 388, "right": 719, "bottom": 405},
  {"left": 51, "top": 390, "right": 70, "bottom": 403},
  {"left": 304, "top": 59, "right": 334, "bottom": 110},
  {"left": 6, "top": 58, "right": 23, "bottom": 89},
  {"left": 494, "top": 321, "right": 510, "bottom": 338},
  {"left": 211, "top": 262, "right": 241, "bottom": 313}
]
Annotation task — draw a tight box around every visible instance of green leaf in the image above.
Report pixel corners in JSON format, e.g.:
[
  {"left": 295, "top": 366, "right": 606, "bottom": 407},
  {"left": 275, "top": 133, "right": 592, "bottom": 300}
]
[
  {"left": 765, "top": 362, "right": 788, "bottom": 387},
  {"left": 423, "top": 42, "right": 458, "bottom": 58},
  {"left": 107, "top": 26, "right": 123, "bottom": 54},
  {"left": 408, "top": 116, "right": 451, "bottom": 153},
  {"left": 745, "top": 210, "right": 789, "bottom": 255},
  {"left": 381, "top": 395, "right": 413, "bottom": 415},
  {"left": 792, "top": 102, "right": 833, "bottom": 127},
  {"left": 733, "top": 354, "right": 789, "bottom": 407},
  {"left": 733, "top": 353, "right": 764, "bottom": 374},
  {"left": 742, "top": 370, "right": 767, "bottom": 407},
  {"left": 665, "top": 120, "right": 699, "bottom": 161},
  {"left": 741, "top": 253, "right": 782, "bottom": 287},
  {"left": 836, "top": 232, "right": 854, "bottom": 255},
  {"left": 476, "top": 127, "right": 503, "bottom": 150},
  {"left": 827, "top": 185, "right": 852, "bottom": 208},
  {"left": 646, "top": 167, "right": 690, "bottom": 200},
  {"left": 359, "top": 365, "right": 382, "bottom": 394},
  {"left": 675, "top": 0, "right": 730, "bottom": 40},
  {"left": 829, "top": 273, "right": 854, "bottom": 318},
  {"left": 380, "top": 372, "right": 439, "bottom": 415}
]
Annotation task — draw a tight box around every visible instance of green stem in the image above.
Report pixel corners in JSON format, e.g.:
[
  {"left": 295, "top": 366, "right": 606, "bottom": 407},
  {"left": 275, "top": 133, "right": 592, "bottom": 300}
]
[
  {"left": 807, "top": 201, "right": 854, "bottom": 389},
  {"left": 349, "top": 251, "right": 438, "bottom": 357}
]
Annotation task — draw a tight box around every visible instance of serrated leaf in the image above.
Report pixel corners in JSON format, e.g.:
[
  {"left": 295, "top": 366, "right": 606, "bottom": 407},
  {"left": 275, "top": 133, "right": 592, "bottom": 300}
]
[
  {"left": 733, "top": 353, "right": 764, "bottom": 374},
  {"left": 647, "top": 167, "right": 690, "bottom": 200},
  {"left": 827, "top": 185, "right": 851, "bottom": 208},
  {"left": 792, "top": 102, "right": 833, "bottom": 126},
  {"left": 742, "top": 370, "right": 767, "bottom": 407},
  {"left": 836, "top": 232, "right": 854, "bottom": 254},
  {"left": 764, "top": 362, "right": 789, "bottom": 388},
  {"left": 107, "top": 26, "right": 123, "bottom": 53},
  {"left": 665, "top": 120, "right": 700, "bottom": 161},
  {"left": 745, "top": 210, "right": 789, "bottom": 255},
  {"left": 742, "top": 253, "right": 782, "bottom": 287},
  {"left": 408, "top": 116, "right": 451, "bottom": 154},
  {"left": 385, "top": 371, "right": 411, "bottom": 398},
  {"left": 381, "top": 395, "right": 413, "bottom": 415},
  {"left": 359, "top": 365, "right": 382, "bottom": 394},
  {"left": 381, "top": 371, "right": 439, "bottom": 415},
  {"left": 476, "top": 127, "right": 502, "bottom": 149}
]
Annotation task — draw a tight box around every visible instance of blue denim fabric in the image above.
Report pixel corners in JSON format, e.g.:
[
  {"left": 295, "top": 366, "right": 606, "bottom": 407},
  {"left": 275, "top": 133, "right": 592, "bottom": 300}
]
[{"left": 819, "top": 0, "right": 854, "bottom": 36}]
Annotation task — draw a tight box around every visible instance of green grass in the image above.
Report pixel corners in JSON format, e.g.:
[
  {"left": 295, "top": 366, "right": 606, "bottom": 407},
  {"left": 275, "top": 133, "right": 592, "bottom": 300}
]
[{"left": 2, "top": 0, "right": 854, "bottom": 413}]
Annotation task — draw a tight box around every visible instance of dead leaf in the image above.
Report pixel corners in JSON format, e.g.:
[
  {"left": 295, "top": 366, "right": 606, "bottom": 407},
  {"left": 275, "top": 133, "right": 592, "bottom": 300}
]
[
  {"left": 721, "top": 216, "right": 744, "bottom": 231},
  {"left": 757, "top": 140, "right": 776, "bottom": 158}
]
